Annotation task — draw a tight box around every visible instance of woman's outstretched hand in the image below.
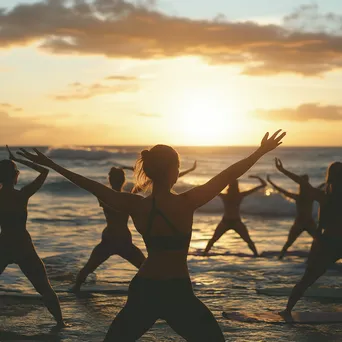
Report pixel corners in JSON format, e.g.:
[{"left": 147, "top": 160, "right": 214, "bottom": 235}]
[
  {"left": 6, "top": 145, "right": 18, "bottom": 162},
  {"left": 275, "top": 157, "right": 284, "bottom": 171},
  {"left": 259, "top": 130, "right": 286, "bottom": 155},
  {"left": 17, "top": 148, "right": 54, "bottom": 167}
]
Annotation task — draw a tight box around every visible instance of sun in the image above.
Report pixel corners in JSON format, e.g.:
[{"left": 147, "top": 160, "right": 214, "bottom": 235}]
[
  {"left": 178, "top": 97, "right": 227, "bottom": 145},
  {"left": 167, "top": 87, "right": 244, "bottom": 146}
]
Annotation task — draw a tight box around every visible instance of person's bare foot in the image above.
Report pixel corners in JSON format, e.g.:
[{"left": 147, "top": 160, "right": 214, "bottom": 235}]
[{"left": 279, "top": 310, "right": 293, "bottom": 322}]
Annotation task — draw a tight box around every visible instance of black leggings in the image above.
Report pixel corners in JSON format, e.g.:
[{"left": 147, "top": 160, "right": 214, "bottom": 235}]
[{"left": 104, "top": 276, "right": 224, "bottom": 341}]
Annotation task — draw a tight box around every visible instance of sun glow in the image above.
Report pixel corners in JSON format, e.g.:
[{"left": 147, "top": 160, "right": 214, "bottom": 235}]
[{"left": 166, "top": 86, "right": 247, "bottom": 146}]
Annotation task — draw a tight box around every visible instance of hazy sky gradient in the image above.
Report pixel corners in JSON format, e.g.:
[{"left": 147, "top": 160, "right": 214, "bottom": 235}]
[{"left": 1, "top": 0, "right": 342, "bottom": 146}]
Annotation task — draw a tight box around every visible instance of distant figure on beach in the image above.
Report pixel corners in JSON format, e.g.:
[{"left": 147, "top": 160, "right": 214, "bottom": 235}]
[
  {"left": 72, "top": 161, "right": 197, "bottom": 292},
  {"left": 71, "top": 167, "right": 145, "bottom": 292},
  {"left": 0, "top": 146, "right": 65, "bottom": 327},
  {"left": 280, "top": 162, "right": 342, "bottom": 320},
  {"left": 17, "top": 130, "right": 285, "bottom": 341},
  {"left": 204, "top": 176, "right": 266, "bottom": 257},
  {"left": 267, "top": 158, "right": 325, "bottom": 259}
]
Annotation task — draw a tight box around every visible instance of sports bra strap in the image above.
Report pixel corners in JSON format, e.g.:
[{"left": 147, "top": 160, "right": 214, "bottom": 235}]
[{"left": 145, "top": 197, "right": 179, "bottom": 237}]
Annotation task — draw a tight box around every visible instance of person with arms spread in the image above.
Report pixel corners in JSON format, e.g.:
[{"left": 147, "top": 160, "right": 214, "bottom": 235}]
[
  {"left": 72, "top": 161, "right": 197, "bottom": 292},
  {"left": 204, "top": 175, "right": 266, "bottom": 256},
  {"left": 280, "top": 162, "right": 342, "bottom": 320},
  {"left": 268, "top": 158, "right": 325, "bottom": 259},
  {"left": 17, "top": 130, "right": 285, "bottom": 341},
  {"left": 0, "top": 146, "right": 65, "bottom": 327}
]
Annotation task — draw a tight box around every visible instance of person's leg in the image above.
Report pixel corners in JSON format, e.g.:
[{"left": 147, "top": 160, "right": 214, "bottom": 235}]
[
  {"left": 204, "top": 219, "right": 228, "bottom": 254},
  {"left": 18, "top": 249, "right": 64, "bottom": 326},
  {"left": 0, "top": 260, "right": 8, "bottom": 275},
  {"left": 279, "top": 223, "right": 303, "bottom": 259},
  {"left": 103, "top": 278, "right": 158, "bottom": 341},
  {"left": 119, "top": 243, "right": 146, "bottom": 269},
  {"left": 281, "top": 237, "right": 335, "bottom": 317},
  {"left": 234, "top": 221, "right": 258, "bottom": 256},
  {"left": 166, "top": 291, "right": 224, "bottom": 342},
  {"left": 72, "top": 242, "right": 112, "bottom": 292},
  {"left": 0, "top": 240, "right": 10, "bottom": 275},
  {"left": 305, "top": 221, "right": 318, "bottom": 238}
]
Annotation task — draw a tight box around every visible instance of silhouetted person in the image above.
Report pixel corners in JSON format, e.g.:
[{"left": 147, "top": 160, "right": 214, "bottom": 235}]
[
  {"left": 17, "top": 130, "right": 285, "bottom": 341},
  {"left": 72, "top": 162, "right": 197, "bottom": 292},
  {"left": 280, "top": 162, "right": 342, "bottom": 321},
  {"left": 204, "top": 176, "right": 266, "bottom": 256},
  {"left": 71, "top": 167, "right": 145, "bottom": 292},
  {"left": 268, "top": 158, "right": 325, "bottom": 259},
  {"left": 0, "top": 146, "right": 65, "bottom": 327}
]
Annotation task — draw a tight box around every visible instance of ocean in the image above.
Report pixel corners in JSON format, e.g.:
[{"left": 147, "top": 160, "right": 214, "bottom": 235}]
[{"left": 1, "top": 145, "right": 342, "bottom": 341}]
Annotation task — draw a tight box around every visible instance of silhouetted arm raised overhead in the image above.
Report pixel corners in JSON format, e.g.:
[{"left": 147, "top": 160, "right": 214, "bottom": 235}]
[
  {"left": 183, "top": 130, "right": 286, "bottom": 210},
  {"left": 266, "top": 175, "right": 297, "bottom": 200},
  {"left": 179, "top": 161, "right": 197, "bottom": 178},
  {"left": 6, "top": 145, "right": 49, "bottom": 198},
  {"left": 274, "top": 158, "right": 306, "bottom": 185},
  {"left": 16, "top": 148, "right": 142, "bottom": 214},
  {"left": 241, "top": 175, "right": 267, "bottom": 197}
]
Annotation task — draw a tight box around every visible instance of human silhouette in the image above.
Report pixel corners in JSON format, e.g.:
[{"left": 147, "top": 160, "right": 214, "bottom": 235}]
[
  {"left": 280, "top": 162, "right": 342, "bottom": 320},
  {"left": 71, "top": 167, "right": 145, "bottom": 292},
  {"left": 0, "top": 146, "right": 65, "bottom": 327},
  {"left": 268, "top": 158, "right": 325, "bottom": 259},
  {"left": 17, "top": 130, "right": 285, "bottom": 341},
  {"left": 204, "top": 175, "right": 266, "bottom": 256},
  {"left": 72, "top": 162, "right": 197, "bottom": 292}
]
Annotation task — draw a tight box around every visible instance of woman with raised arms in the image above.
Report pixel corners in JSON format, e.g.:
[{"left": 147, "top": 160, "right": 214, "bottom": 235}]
[
  {"left": 268, "top": 158, "right": 325, "bottom": 259},
  {"left": 204, "top": 175, "right": 267, "bottom": 257},
  {"left": 0, "top": 146, "right": 65, "bottom": 327},
  {"left": 280, "top": 162, "right": 342, "bottom": 320},
  {"left": 72, "top": 162, "right": 197, "bottom": 292},
  {"left": 16, "top": 130, "right": 285, "bottom": 341}
]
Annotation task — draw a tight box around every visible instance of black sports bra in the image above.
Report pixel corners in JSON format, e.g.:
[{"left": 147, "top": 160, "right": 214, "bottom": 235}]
[{"left": 143, "top": 197, "right": 191, "bottom": 252}]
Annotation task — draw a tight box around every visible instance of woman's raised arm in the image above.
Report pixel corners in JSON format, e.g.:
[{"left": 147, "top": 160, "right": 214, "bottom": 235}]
[
  {"left": 275, "top": 158, "right": 305, "bottom": 185},
  {"left": 267, "top": 175, "right": 297, "bottom": 200},
  {"left": 7, "top": 145, "right": 49, "bottom": 198},
  {"left": 241, "top": 175, "right": 267, "bottom": 197},
  {"left": 183, "top": 130, "right": 286, "bottom": 210},
  {"left": 17, "top": 148, "right": 142, "bottom": 214}
]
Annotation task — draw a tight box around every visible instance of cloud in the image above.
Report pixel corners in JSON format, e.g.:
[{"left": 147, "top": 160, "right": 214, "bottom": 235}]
[
  {"left": 105, "top": 75, "right": 138, "bottom": 81},
  {"left": 1, "top": 1, "right": 342, "bottom": 76},
  {"left": 53, "top": 81, "right": 138, "bottom": 101},
  {"left": 255, "top": 103, "right": 342, "bottom": 121},
  {"left": 283, "top": 4, "right": 342, "bottom": 34},
  {"left": 137, "top": 112, "right": 162, "bottom": 118},
  {"left": 0, "top": 103, "right": 23, "bottom": 112}
]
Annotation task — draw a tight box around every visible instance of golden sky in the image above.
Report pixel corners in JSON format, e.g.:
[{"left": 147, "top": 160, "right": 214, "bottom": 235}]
[{"left": 1, "top": 0, "right": 342, "bottom": 146}]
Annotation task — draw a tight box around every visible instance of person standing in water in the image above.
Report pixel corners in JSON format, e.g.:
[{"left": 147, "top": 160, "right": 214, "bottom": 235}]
[
  {"left": 72, "top": 162, "right": 197, "bottom": 292},
  {"left": 0, "top": 146, "right": 65, "bottom": 327},
  {"left": 71, "top": 167, "right": 145, "bottom": 292},
  {"left": 268, "top": 158, "right": 325, "bottom": 259},
  {"left": 17, "top": 130, "right": 285, "bottom": 341},
  {"left": 280, "top": 162, "right": 342, "bottom": 320},
  {"left": 204, "top": 176, "right": 266, "bottom": 256}
]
